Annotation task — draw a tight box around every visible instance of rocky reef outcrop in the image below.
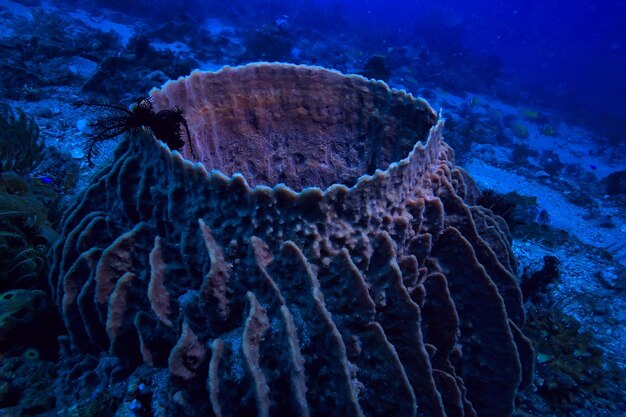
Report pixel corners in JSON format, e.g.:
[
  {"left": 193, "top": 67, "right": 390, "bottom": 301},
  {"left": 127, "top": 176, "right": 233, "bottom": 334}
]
[{"left": 49, "top": 63, "right": 533, "bottom": 417}]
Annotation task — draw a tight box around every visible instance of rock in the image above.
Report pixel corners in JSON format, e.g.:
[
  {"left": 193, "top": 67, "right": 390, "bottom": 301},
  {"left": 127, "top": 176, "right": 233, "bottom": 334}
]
[
  {"left": 67, "top": 56, "right": 98, "bottom": 79},
  {"left": 603, "top": 170, "right": 626, "bottom": 195},
  {"left": 595, "top": 269, "right": 625, "bottom": 290},
  {"left": 359, "top": 55, "right": 391, "bottom": 82},
  {"left": 538, "top": 150, "right": 563, "bottom": 175},
  {"left": 533, "top": 170, "right": 551, "bottom": 179},
  {"left": 0, "top": 357, "right": 57, "bottom": 415},
  {"left": 521, "top": 255, "right": 560, "bottom": 302},
  {"left": 70, "top": 148, "right": 85, "bottom": 159},
  {"left": 76, "top": 119, "right": 91, "bottom": 134},
  {"left": 511, "top": 121, "right": 530, "bottom": 139},
  {"left": 33, "top": 107, "right": 54, "bottom": 118}
]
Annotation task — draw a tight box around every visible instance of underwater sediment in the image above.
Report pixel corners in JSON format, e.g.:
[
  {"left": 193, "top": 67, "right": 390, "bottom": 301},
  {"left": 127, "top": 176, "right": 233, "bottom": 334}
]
[{"left": 49, "top": 63, "right": 533, "bottom": 417}]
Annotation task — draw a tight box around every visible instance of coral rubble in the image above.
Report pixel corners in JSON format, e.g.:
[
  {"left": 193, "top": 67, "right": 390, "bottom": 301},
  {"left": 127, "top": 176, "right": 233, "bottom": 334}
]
[{"left": 49, "top": 63, "right": 532, "bottom": 417}]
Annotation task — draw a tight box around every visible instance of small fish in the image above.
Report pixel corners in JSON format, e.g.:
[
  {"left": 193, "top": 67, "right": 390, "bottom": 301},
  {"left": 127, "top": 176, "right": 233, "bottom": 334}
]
[
  {"left": 39, "top": 176, "right": 53, "bottom": 184},
  {"left": 589, "top": 164, "right": 597, "bottom": 171}
]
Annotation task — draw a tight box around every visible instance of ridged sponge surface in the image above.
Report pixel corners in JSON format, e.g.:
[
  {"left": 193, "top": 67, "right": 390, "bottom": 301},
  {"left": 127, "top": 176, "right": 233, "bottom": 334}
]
[{"left": 49, "top": 63, "right": 533, "bottom": 417}]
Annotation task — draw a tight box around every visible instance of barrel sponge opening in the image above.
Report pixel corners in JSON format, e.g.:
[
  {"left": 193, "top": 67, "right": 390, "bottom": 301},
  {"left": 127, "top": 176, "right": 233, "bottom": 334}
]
[{"left": 150, "top": 62, "right": 438, "bottom": 190}]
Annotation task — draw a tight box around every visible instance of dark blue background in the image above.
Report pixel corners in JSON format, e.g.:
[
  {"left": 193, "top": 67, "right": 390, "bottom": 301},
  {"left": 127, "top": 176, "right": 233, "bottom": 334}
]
[
  {"left": 247, "top": 0, "right": 625, "bottom": 134},
  {"left": 335, "top": 0, "right": 623, "bottom": 120}
]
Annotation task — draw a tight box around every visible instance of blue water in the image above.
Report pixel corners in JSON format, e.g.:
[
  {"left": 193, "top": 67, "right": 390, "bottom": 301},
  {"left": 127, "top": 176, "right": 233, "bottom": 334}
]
[
  {"left": 221, "top": 0, "right": 626, "bottom": 134},
  {"left": 334, "top": 0, "right": 625, "bottom": 81},
  {"left": 348, "top": 0, "right": 625, "bottom": 126}
]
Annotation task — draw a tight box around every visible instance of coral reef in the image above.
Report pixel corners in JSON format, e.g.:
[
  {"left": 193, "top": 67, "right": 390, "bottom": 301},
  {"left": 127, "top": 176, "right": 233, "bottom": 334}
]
[
  {"left": 82, "top": 33, "right": 197, "bottom": 100},
  {"left": 603, "top": 170, "right": 626, "bottom": 196},
  {"left": 358, "top": 55, "right": 391, "bottom": 82},
  {"left": 82, "top": 35, "right": 197, "bottom": 101},
  {"left": 476, "top": 190, "right": 550, "bottom": 231},
  {"left": 1, "top": 9, "right": 119, "bottom": 100},
  {"left": 510, "top": 122, "right": 530, "bottom": 140},
  {"left": 537, "top": 150, "right": 563, "bottom": 176},
  {"left": 241, "top": 22, "right": 294, "bottom": 62},
  {"left": 0, "top": 288, "right": 62, "bottom": 359},
  {"left": 0, "top": 289, "right": 47, "bottom": 355},
  {"left": 0, "top": 104, "right": 44, "bottom": 176},
  {"left": 521, "top": 255, "right": 560, "bottom": 302},
  {"left": 50, "top": 63, "right": 532, "bottom": 417},
  {"left": 0, "top": 171, "right": 58, "bottom": 291},
  {"left": 0, "top": 355, "right": 57, "bottom": 414},
  {"left": 519, "top": 306, "right": 626, "bottom": 416}
]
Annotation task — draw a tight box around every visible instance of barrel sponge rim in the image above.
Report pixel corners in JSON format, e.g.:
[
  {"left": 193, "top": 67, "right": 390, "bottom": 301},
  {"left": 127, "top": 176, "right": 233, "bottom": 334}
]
[
  {"left": 148, "top": 62, "right": 442, "bottom": 192},
  {"left": 149, "top": 62, "right": 436, "bottom": 118}
]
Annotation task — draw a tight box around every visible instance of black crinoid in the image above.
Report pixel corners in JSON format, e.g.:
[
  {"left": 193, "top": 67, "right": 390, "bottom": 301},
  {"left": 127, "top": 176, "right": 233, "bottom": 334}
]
[{"left": 75, "top": 97, "right": 197, "bottom": 167}]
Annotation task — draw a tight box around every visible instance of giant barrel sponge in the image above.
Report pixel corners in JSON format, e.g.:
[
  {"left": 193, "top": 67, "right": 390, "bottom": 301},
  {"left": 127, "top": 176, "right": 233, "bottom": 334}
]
[{"left": 49, "top": 63, "right": 533, "bottom": 417}]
